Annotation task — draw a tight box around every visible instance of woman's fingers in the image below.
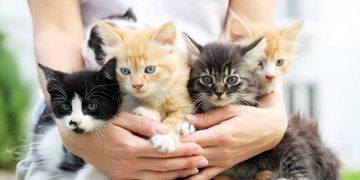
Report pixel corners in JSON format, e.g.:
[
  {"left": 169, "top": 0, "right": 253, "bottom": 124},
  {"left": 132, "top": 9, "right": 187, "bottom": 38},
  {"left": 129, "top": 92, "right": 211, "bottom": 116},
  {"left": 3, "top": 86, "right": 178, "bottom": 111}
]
[
  {"left": 138, "top": 155, "right": 208, "bottom": 171},
  {"left": 186, "top": 105, "right": 245, "bottom": 129},
  {"left": 111, "top": 111, "right": 169, "bottom": 137},
  {"left": 181, "top": 125, "right": 226, "bottom": 147},
  {"left": 139, "top": 141, "right": 204, "bottom": 158},
  {"left": 137, "top": 168, "right": 199, "bottom": 180},
  {"left": 186, "top": 166, "right": 226, "bottom": 180}
]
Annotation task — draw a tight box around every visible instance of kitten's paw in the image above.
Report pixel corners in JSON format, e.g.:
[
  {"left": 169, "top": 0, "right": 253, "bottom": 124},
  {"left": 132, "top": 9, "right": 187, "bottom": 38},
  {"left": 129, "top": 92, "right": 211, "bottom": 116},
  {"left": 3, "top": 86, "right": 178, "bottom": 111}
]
[
  {"left": 132, "top": 106, "right": 161, "bottom": 121},
  {"left": 176, "top": 122, "right": 196, "bottom": 136},
  {"left": 151, "top": 134, "right": 179, "bottom": 153}
]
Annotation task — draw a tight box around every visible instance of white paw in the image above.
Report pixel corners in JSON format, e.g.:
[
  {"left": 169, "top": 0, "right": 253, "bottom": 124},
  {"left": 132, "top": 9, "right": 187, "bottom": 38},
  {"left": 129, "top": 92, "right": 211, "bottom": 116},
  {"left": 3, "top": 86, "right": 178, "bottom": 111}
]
[
  {"left": 132, "top": 106, "right": 161, "bottom": 121},
  {"left": 151, "top": 134, "right": 179, "bottom": 153},
  {"left": 176, "top": 122, "right": 196, "bottom": 136}
]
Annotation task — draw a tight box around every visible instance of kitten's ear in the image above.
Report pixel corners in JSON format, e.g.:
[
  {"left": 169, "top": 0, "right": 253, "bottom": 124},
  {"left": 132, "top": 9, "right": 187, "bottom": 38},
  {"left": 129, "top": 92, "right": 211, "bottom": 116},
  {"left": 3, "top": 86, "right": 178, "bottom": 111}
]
[
  {"left": 228, "top": 10, "right": 253, "bottom": 42},
  {"left": 38, "top": 63, "right": 65, "bottom": 84},
  {"left": 99, "top": 58, "right": 117, "bottom": 81},
  {"left": 151, "top": 22, "right": 177, "bottom": 45},
  {"left": 96, "top": 21, "right": 124, "bottom": 47},
  {"left": 182, "top": 32, "right": 202, "bottom": 59},
  {"left": 242, "top": 37, "right": 268, "bottom": 69},
  {"left": 281, "top": 21, "right": 303, "bottom": 42}
]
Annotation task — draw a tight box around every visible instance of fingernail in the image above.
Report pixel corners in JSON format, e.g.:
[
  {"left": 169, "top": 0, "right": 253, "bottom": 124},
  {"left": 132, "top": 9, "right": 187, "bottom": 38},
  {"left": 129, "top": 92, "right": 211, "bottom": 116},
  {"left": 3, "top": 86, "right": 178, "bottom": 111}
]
[
  {"left": 188, "top": 168, "right": 199, "bottom": 175},
  {"left": 186, "top": 114, "right": 197, "bottom": 121},
  {"left": 196, "top": 158, "right": 208, "bottom": 168},
  {"left": 155, "top": 125, "right": 169, "bottom": 134}
]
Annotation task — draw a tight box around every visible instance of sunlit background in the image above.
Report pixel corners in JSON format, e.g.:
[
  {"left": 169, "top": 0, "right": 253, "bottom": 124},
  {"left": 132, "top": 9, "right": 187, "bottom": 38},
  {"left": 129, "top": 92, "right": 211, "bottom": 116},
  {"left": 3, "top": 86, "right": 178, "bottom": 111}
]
[{"left": 0, "top": 0, "right": 359, "bottom": 179}]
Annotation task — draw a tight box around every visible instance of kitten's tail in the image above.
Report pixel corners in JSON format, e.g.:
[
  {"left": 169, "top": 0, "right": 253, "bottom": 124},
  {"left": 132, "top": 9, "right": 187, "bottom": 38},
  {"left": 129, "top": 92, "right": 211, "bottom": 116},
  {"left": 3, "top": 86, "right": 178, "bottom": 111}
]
[
  {"left": 288, "top": 113, "right": 341, "bottom": 180},
  {"left": 288, "top": 113, "right": 321, "bottom": 142}
]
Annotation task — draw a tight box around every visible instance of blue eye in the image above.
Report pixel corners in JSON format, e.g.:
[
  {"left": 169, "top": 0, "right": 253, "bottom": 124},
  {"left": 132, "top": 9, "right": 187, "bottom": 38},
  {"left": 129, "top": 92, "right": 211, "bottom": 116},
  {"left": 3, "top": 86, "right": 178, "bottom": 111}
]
[
  {"left": 145, "top": 66, "right": 156, "bottom": 74},
  {"left": 120, "top": 68, "right": 131, "bottom": 75}
]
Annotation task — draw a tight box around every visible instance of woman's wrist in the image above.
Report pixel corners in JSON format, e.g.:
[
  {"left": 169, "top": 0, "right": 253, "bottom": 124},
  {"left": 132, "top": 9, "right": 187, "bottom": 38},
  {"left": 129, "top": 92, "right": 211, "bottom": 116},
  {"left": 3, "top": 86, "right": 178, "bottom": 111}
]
[{"left": 258, "top": 80, "right": 288, "bottom": 149}]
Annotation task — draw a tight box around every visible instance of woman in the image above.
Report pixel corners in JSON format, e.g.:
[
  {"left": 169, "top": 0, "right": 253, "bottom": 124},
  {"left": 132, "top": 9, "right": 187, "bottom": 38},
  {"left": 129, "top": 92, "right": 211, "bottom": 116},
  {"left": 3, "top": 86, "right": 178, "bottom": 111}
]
[{"left": 19, "top": 0, "right": 286, "bottom": 179}]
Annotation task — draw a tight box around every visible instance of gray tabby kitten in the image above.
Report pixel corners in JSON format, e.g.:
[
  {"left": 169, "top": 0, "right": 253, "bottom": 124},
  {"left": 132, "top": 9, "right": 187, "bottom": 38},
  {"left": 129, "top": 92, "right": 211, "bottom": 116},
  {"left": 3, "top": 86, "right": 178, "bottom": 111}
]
[{"left": 184, "top": 33, "right": 340, "bottom": 180}]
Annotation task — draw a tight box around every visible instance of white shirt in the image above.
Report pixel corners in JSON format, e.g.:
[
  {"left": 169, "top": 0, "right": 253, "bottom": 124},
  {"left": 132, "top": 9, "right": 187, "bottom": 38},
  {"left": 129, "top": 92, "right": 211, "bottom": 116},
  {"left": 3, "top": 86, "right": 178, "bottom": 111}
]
[{"left": 80, "top": 0, "right": 229, "bottom": 45}]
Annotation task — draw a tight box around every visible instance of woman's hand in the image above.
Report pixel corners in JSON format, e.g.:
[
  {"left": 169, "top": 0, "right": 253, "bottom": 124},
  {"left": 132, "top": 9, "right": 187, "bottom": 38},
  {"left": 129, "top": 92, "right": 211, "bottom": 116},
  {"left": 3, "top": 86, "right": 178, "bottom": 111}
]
[
  {"left": 182, "top": 92, "right": 288, "bottom": 179},
  {"left": 60, "top": 111, "right": 209, "bottom": 179}
]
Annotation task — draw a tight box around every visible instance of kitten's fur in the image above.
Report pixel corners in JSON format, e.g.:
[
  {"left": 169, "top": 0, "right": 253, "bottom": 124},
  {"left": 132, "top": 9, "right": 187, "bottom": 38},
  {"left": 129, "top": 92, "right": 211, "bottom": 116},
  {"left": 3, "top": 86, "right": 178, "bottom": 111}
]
[
  {"left": 185, "top": 34, "right": 267, "bottom": 112},
  {"left": 224, "top": 11, "right": 303, "bottom": 95},
  {"left": 82, "top": 8, "right": 144, "bottom": 70},
  {"left": 87, "top": 21, "right": 195, "bottom": 152},
  {"left": 185, "top": 35, "right": 340, "bottom": 180},
  {"left": 28, "top": 59, "right": 120, "bottom": 180}
]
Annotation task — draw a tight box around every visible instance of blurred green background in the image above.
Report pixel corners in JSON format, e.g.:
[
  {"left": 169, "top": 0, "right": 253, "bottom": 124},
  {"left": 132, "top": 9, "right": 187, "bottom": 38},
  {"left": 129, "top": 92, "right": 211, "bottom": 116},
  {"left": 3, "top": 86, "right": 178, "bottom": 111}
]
[{"left": 0, "top": 32, "right": 31, "bottom": 176}]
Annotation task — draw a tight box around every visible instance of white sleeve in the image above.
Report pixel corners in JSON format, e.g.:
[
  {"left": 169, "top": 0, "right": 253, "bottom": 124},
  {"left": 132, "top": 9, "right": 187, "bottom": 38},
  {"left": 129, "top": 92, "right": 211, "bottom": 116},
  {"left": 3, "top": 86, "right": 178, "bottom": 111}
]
[{"left": 31, "top": 91, "right": 46, "bottom": 128}]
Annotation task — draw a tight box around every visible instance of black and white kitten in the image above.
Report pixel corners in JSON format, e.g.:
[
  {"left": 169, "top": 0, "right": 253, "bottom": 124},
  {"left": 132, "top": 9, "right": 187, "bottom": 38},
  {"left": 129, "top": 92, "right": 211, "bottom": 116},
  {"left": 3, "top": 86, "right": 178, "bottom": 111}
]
[
  {"left": 184, "top": 34, "right": 340, "bottom": 180},
  {"left": 28, "top": 59, "right": 120, "bottom": 180},
  {"left": 82, "top": 8, "right": 144, "bottom": 70}
]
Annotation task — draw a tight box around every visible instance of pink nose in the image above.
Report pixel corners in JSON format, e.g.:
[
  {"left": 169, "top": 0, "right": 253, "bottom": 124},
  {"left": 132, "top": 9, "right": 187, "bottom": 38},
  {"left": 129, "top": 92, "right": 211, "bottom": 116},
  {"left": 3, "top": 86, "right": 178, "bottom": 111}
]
[
  {"left": 132, "top": 84, "right": 143, "bottom": 91},
  {"left": 265, "top": 75, "right": 275, "bottom": 81}
]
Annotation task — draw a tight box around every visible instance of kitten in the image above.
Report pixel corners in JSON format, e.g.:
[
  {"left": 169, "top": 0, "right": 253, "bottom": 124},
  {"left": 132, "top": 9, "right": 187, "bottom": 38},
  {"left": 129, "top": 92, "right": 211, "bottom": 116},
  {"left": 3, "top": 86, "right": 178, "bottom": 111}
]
[
  {"left": 88, "top": 21, "right": 195, "bottom": 153},
  {"left": 185, "top": 34, "right": 267, "bottom": 112},
  {"left": 184, "top": 34, "right": 340, "bottom": 180},
  {"left": 28, "top": 59, "right": 119, "bottom": 180},
  {"left": 224, "top": 11, "right": 303, "bottom": 95}
]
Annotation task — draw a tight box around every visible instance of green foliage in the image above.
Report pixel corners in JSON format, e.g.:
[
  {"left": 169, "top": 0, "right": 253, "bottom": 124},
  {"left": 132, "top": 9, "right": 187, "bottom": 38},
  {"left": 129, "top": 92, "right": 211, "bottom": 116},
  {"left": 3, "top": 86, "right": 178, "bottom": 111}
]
[
  {"left": 0, "top": 32, "right": 31, "bottom": 169},
  {"left": 342, "top": 171, "right": 360, "bottom": 180}
]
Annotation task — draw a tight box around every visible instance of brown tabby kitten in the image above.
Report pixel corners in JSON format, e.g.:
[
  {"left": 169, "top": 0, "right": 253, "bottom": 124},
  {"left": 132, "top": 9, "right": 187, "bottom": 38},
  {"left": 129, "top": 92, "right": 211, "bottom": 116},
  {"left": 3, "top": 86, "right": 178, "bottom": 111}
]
[
  {"left": 94, "top": 21, "right": 195, "bottom": 153},
  {"left": 185, "top": 33, "right": 340, "bottom": 180},
  {"left": 224, "top": 11, "right": 303, "bottom": 95}
]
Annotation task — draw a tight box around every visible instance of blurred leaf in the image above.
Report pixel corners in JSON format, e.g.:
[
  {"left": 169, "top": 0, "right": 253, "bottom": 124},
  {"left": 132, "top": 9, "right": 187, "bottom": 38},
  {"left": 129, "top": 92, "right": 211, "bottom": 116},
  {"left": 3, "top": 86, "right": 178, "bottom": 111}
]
[
  {"left": 0, "top": 31, "right": 31, "bottom": 169},
  {"left": 342, "top": 172, "right": 360, "bottom": 180}
]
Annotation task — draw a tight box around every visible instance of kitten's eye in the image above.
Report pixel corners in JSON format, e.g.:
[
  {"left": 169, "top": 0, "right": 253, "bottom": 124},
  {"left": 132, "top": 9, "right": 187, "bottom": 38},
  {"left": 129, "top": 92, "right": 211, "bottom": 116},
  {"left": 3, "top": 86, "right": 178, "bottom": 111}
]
[
  {"left": 276, "top": 59, "right": 285, "bottom": 67},
  {"left": 145, "top": 66, "right": 156, "bottom": 74},
  {"left": 201, "top": 75, "right": 213, "bottom": 85},
  {"left": 86, "top": 102, "right": 98, "bottom": 112},
  {"left": 226, "top": 76, "right": 239, "bottom": 85},
  {"left": 258, "top": 62, "right": 263, "bottom": 66},
  {"left": 60, "top": 104, "right": 71, "bottom": 113},
  {"left": 120, "top": 67, "right": 131, "bottom": 75}
]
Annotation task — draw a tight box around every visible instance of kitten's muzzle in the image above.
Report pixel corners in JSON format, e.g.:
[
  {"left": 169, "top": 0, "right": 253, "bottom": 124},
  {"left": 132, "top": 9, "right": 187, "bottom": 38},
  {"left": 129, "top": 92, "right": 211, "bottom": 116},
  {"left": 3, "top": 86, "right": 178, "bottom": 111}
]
[
  {"left": 132, "top": 84, "right": 143, "bottom": 91},
  {"left": 265, "top": 75, "right": 275, "bottom": 81},
  {"left": 214, "top": 91, "right": 224, "bottom": 97},
  {"left": 69, "top": 120, "right": 81, "bottom": 127}
]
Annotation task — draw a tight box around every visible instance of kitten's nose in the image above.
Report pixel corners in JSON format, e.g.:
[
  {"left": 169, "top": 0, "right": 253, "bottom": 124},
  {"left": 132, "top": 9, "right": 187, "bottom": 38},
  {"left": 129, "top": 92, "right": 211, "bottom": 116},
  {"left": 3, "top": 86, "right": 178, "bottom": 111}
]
[
  {"left": 215, "top": 91, "right": 224, "bottom": 97},
  {"left": 265, "top": 75, "right": 275, "bottom": 81},
  {"left": 132, "top": 84, "right": 143, "bottom": 91},
  {"left": 69, "top": 120, "right": 81, "bottom": 127}
]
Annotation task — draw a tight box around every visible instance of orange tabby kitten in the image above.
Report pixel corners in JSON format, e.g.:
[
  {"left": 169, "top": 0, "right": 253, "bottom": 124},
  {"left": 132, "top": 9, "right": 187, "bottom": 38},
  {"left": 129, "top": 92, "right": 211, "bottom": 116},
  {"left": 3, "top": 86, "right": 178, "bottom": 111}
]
[
  {"left": 224, "top": 11, "right": 303, "bottom": 94},
  {"left": 96, "top": 21, "right": 195, "bottom": 153}
]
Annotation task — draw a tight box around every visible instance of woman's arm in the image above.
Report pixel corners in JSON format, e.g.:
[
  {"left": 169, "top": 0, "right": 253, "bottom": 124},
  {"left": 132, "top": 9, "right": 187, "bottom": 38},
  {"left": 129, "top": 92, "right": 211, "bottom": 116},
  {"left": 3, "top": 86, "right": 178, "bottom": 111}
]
[
  {"left": 28, "top": 0, "right": 84, "bottom": 101},
  {"left": 229, "top": 0, "right": 276, "bottom": 25},
  {"left": 181, "top": 1, "right": 287, "bottom": 179}
]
